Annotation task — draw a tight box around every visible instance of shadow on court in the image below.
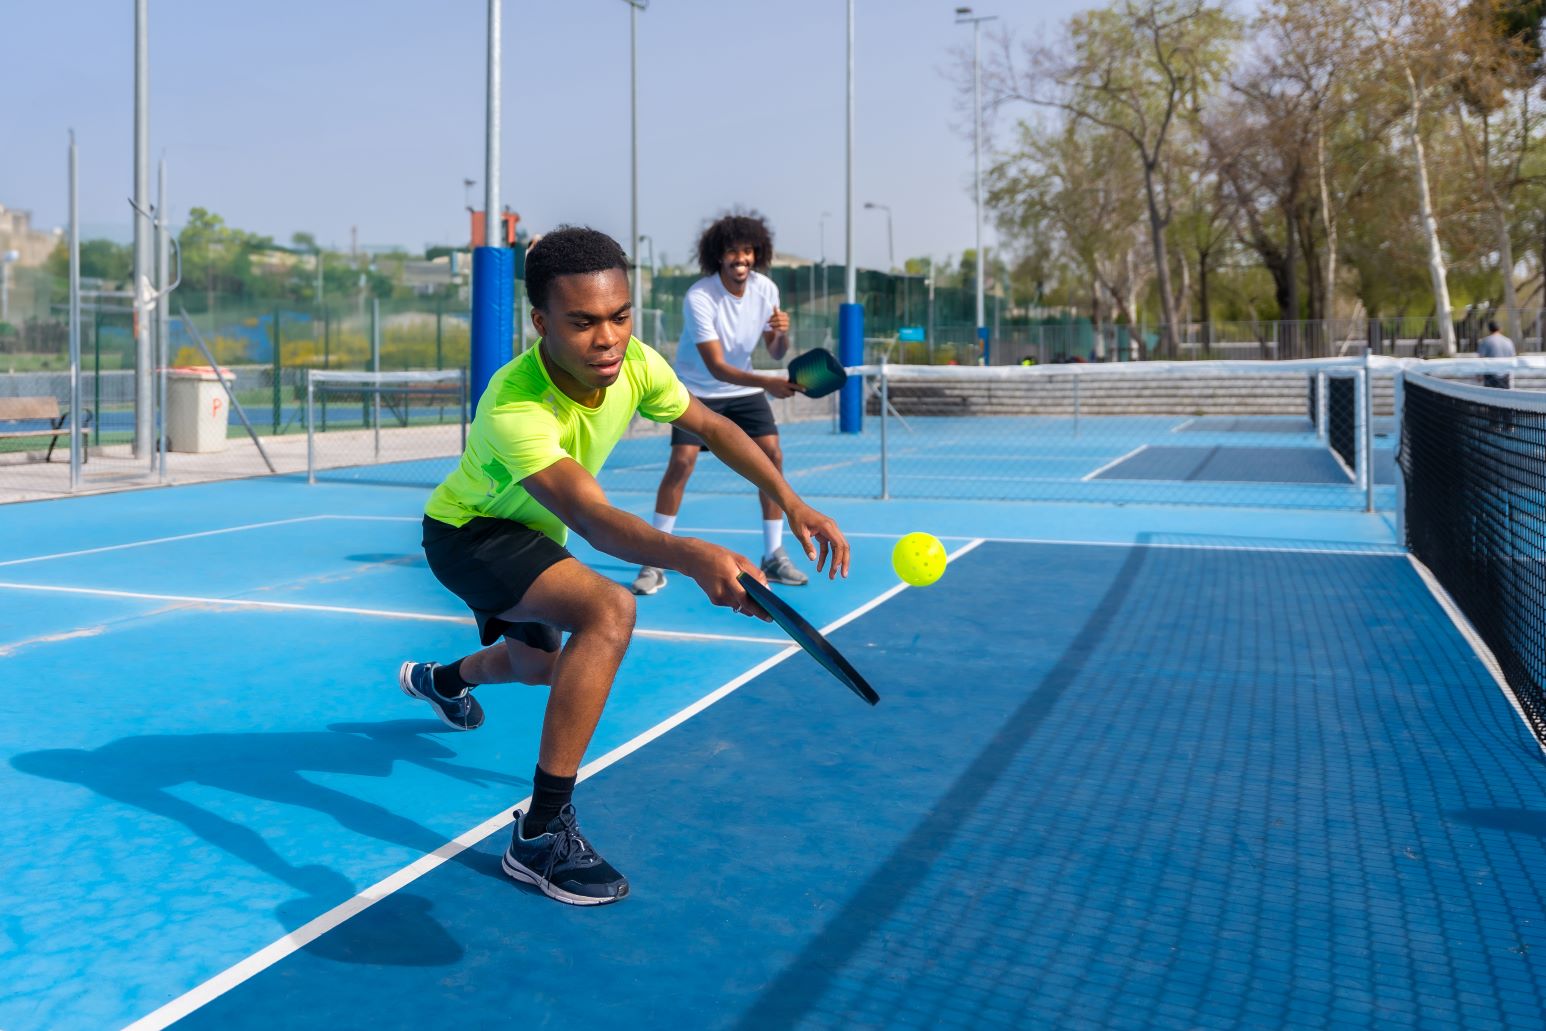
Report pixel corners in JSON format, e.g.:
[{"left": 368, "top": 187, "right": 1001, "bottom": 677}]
[
  {"left": 735, "top": 537, "right": 1154, "bottom": 1029},
  {"left": 11, "top": 720, "right": 523, "bottom": 966}
]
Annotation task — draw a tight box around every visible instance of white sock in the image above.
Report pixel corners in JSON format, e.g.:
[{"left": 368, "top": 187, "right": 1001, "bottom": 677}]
[
  {"left": 763, "top": 519, "right": 783, "bottom": 560},
  {"left": 652, "top": 512, "right": 677, "bottom": 535}
]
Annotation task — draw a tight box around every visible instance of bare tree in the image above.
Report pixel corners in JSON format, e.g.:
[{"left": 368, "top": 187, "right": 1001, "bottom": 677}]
[
  {"left": 983, "top": 0, "right": 1241, "bottom": 357},
  {"left": 1355, "top": 0, "right": 1470, "bottom": 354}
]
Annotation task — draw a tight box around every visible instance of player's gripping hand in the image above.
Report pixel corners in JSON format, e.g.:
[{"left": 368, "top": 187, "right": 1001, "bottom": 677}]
[
  {"left": 685, "top": 542, "right": 773, "bottom": 621},
  {"left": 763, "top": 374, "right": 806, "bottom": 399}
]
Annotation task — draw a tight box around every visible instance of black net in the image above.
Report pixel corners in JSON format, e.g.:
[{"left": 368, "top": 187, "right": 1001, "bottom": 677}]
[
  {"left": 1402, "top": 375, "right": 1546, "bottom": 747},
  {"left": 1328, "top": 374, "right": 1357, "bottom": 473}
]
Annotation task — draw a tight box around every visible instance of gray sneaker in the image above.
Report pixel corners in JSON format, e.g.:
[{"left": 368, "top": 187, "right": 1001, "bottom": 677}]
[
  {"left": 760, "top": 546, "right": 808, "bottom": 586},
  {"left": 631, "top": 565, "right": 667, "bottom": 595}
]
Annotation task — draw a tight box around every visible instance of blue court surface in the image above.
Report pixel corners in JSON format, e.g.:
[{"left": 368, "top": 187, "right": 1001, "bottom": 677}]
[{"left": 3, "top": 455, "right": 1545, "bottom": 1029}]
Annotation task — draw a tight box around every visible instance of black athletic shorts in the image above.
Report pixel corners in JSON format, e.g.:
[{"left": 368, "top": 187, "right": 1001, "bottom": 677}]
[
  {"left": 421, "top": 515, "right": 567, "bottom": 650},
  {"left": 670, "top": 391, "right": 778, "bottom": 448}
]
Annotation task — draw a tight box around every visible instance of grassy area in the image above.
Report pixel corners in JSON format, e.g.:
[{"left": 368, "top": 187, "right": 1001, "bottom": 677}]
[{"left": 1, "top": 352, "right": 133, "bottom": 372}]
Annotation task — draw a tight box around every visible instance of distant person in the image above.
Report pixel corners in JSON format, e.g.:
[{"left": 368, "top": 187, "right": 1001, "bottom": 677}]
[
  {"left": 1477, "top": 319, "right": 1516, "bottom": 388},
  {"left": 632, "top": 212, "right": 810, "bottom": 597}
]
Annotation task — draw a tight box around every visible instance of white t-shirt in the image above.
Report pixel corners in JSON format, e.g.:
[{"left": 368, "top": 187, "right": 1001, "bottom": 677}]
[{"left": 673, "top": 271, "right": 780, "bottom": 399}]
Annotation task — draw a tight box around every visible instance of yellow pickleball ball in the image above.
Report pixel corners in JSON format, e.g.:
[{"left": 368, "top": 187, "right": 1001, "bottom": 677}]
[{"left": 892, "top": 532, "right": 947, "bottom": 587}]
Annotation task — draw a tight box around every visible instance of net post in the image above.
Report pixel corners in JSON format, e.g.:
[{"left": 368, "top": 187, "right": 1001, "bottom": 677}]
[
  {"left": 1073, "top": 370, "right": 1081, "bottom": 439},
  {"left": 1316, "top": 370, "right": 1329, "bottom": 440},
  {"left": 879, "top": 356, "right": 889, "bottom": 500},
  {"left": 306, "top": 371, "right": 316, "bottom": 485},
  {"left": 1354, "top": 367, "right": 1368, "bottom": 493},
  {"left": 1393, "top": 369, "right": 1406, "bottom": 544},
  {"left": 1363, "top": 347, "right": 1375, "bottom": 513}
]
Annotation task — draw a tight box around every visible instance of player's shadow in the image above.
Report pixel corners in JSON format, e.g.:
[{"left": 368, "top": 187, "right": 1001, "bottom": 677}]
[
  {"left": 1449, "top": 807, "right": 1546, "bottom": 838},
  {"left": 11, "top": 719, "right": 520, "bottom": 966}
]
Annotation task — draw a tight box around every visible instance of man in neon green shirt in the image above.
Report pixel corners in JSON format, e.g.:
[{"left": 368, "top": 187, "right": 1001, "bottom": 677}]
[{"left": 402, "top": 227, "right": 849, "bottom": 906}]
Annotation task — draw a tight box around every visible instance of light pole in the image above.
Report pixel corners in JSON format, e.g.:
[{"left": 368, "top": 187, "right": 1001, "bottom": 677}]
[
  {"left": 863, "top": 202, "right": 893, "bottom": 270},
  {"left": 839, "top": 0, "right": 862, "bottom": 432},
  {"left": 956, "top": 6, "right": 996, "bottom": 364},
  {"left": 622, "top": 0, "right": 648, "bottom": 323}
]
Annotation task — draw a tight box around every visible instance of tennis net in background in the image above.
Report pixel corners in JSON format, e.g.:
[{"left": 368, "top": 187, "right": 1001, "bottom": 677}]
[
  {"left": 1402, "top": 373, "right": 1546, "bottom": 747},
  {"left": 305, "top": 369, "right": 467, "bottom": 488}
]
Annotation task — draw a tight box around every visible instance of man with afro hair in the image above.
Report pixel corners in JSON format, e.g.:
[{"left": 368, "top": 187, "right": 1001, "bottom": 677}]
[
  {"left": 401, "top": 226, "right": 849, "bottom": 905},
  {"left": 632, "top": 212, "right": 812, "bottom": 597}
]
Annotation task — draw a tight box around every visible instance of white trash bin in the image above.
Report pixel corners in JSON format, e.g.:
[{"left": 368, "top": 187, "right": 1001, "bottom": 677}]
[{"left": 167, "top": 367, "right": 231, "bottom": 453}]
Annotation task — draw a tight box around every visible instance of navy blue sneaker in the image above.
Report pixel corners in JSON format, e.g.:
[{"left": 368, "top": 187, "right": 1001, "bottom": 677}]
[
  {"left": 502, "top": 804, "right": 629, "bottom": 905},
  {"left": 398, "top": 661, "right": 484, "bottom": 731}
]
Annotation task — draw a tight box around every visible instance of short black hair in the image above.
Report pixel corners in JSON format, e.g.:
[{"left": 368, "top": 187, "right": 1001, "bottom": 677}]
[
  {"left": 696, "top": 212, "right": 774, "bottom": 276},
  {"left": 524, "top": 226, "right": 629, "bottom": 310},
  {"left": 1488, "top": 320, "right": 1501, "bottom": 333}
]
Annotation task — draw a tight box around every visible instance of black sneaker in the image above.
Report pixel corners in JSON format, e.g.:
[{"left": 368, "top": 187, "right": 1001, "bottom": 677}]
[
  {"left": 502, "top": 804, "right": 629, "bottom": 905},
  {"left": 398, "top": 661, "right": 484, "bottom": 731}
]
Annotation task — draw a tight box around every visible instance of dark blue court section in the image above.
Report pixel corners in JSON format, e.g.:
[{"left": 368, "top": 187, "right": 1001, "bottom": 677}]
[
  {"left": 177, "top": 542, "right": 1546, "bottom": 1030},
  {"left": 1177, "top": 416, "right": 1317, "bottom": 434},
  {"left": 1099, "top": 445, "right": 1359, "bottom": 484}
]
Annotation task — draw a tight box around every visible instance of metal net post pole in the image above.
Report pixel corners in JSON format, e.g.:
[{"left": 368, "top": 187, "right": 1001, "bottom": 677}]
[
  {"left": 306, "top": 371, "right": 316, "bottom": 485},
  {"left": 1363, "top": 349, "right": 1376, "bottom": 513}
]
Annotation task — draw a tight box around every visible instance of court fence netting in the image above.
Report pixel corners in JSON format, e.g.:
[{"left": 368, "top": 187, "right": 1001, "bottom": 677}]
[{"left": 305, "top": 369, "right": 468, "bottom": 487}]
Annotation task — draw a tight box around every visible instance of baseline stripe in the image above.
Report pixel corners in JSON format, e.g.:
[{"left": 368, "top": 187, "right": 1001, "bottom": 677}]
[{"left": 0, "top": 582, "right": 784, "bottom": 646}]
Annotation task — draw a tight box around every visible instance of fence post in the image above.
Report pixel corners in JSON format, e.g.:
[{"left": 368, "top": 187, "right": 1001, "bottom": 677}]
[
  {"left": 435, "top": 296, "right": 444, "bottom": 370},
  {"left": 92, "top": 311, "right": 101, "bottom": 445},
  {"left": 879, "top": 356, "right": 889, "bottom": 500},
  {"left": 322, "top": 306, "right": 331, "bottom": 369},
  {"left": 306, "top": 370, "right": 315, "bottom": 485},
  {"left": 271, "top": 306, "right": 281, "bottom": 434}
]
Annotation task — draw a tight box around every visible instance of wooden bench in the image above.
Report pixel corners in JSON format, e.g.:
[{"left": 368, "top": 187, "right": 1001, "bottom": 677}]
[{"left": 0, "top": 397, "right": 93, "bottom": 462}]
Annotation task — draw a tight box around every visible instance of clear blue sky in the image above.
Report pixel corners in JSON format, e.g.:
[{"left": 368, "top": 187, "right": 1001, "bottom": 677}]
[{"left": 3, "top": 0, "right": 1090, "bottom": 272}]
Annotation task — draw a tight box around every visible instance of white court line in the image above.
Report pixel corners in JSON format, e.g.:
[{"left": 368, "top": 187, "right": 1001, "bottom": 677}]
[
  {"left": 0, "top": 516, "right": 332, "bottom": 569},
  {"left": 120, "top": 536, "right": 987, "bottom": 1031},
  {"left": 0, "top": 581, "right": 785, "bottom": 647},
  {"left": 1406, "top": 555, "right": 1546, "bottom": 757},
  {"left": 1170, "top": 418, "right": 1198, "bottom": 434},
  {"left": 674, "top": 527, "right": 1400, "bottom": 557},
  {"left": 1081, "top": 445, "right": 1149, "bottom": 482}
]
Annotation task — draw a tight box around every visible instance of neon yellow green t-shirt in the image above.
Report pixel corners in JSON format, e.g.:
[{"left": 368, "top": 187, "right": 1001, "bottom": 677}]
[{"left": 425, "top": 337, "right": 690, "bottom": 543}]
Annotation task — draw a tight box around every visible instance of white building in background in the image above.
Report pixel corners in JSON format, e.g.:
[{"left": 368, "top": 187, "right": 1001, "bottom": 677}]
[{"left": 0, "top": 204, "right": 62, "bottom": 267}]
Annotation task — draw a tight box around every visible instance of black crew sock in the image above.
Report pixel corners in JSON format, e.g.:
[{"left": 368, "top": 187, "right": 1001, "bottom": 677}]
[
  {"left": 432, "top": 659, "right": 473, "bottom": 698},
  {"left": 523, "top": 765, "right": 576, "bottom": 837}
]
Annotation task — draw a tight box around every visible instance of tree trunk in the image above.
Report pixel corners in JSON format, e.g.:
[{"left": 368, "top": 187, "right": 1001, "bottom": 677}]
[
  {"left": 1141, "top": 162, "right": 1180, "bottom": 359},
  {"left": 1317, "top": 123, "right": 1338, "bottom": 326},
  {"left": 1284, "top": 204, "right": 1300, "bottom": 357},
  {"left": 1177, "top": 246, "right": 1192, "bottom": 340},
  {"left": 1497, "top": 207, "right": 1520, "bottom": 341},
  {"left": 1198, "top": 246, "right": 1213, "bottom": 351},
  {"left": 1407, "top": 79, "right": 1456, "bottom": 355}
]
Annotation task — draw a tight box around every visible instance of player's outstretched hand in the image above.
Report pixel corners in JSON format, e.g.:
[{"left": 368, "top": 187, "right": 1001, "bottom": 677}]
[
  {"left": 786, "top": 503, "right": 850, "bottom": 579},
  {"left": 687, "top": 543, "right": 772, "bottom": 621}
]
